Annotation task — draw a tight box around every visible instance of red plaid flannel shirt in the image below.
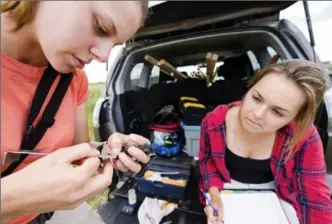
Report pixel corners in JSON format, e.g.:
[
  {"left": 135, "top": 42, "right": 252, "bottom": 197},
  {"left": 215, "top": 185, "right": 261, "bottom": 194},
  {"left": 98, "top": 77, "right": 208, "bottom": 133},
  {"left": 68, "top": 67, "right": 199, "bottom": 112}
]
[{"left": 199, "top": 101, "right": 332, "bottom": 224}]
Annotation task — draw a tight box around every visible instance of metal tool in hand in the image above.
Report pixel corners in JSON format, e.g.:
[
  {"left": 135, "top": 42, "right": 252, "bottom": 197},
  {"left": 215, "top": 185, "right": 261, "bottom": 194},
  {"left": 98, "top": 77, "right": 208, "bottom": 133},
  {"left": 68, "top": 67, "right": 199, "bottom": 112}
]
[
  {"left": 2, "top": 150, "right": 48, "bottom": 165},
  {"left": 2, "top": 150, "right": 91, "bottom": 166},
  {"left": 2, "top": 143, "right": 154, "bottom": 166}
]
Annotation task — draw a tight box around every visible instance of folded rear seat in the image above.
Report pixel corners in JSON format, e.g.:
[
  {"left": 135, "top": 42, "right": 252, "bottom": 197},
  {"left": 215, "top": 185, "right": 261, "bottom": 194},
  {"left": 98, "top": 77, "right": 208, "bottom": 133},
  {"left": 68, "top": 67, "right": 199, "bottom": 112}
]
[
  {"left": 146, "top": 73, "right": 208, "bottom": 122},
  {"left": 145, "top": 54, "right": 253, "bottom": 123}
]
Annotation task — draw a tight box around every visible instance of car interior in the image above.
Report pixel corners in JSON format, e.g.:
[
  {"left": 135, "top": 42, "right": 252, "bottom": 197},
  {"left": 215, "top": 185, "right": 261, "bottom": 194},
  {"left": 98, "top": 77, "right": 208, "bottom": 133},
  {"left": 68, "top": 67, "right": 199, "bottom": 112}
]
[{"left": 116, "top": 29, "right": 329, "bottom": 155}]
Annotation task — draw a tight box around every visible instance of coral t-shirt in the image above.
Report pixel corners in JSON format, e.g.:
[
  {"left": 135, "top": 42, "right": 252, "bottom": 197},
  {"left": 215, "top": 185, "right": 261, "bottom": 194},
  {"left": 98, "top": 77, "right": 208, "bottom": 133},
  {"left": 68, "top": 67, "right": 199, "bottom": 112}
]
[{"left": 1, "top": 52, "right": 89, "bottom": 224}]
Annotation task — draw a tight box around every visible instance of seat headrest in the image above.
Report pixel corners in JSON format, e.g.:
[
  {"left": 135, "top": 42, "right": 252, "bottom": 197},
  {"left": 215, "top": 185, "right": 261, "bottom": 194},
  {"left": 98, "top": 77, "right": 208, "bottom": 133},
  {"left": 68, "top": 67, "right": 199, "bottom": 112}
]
[
  {"left": 217, "top": 54, "right": 254, "bottom": 80},
  {"left": 217, "top": 63, "right": 226, "bottom": 78}
]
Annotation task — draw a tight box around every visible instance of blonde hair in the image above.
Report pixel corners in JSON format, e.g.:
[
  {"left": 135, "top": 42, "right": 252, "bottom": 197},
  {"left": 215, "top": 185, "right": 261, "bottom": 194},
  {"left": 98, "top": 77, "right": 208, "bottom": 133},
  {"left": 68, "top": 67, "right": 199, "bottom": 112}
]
[
  {"left": 1, "top": 1, "right": 37, "bottom": 31},
  {"left": 1, "top": 1, "right": 149, "bottom": 31},
  {"left": 247, "top": 59, "right": 327, "bottom": 158}
]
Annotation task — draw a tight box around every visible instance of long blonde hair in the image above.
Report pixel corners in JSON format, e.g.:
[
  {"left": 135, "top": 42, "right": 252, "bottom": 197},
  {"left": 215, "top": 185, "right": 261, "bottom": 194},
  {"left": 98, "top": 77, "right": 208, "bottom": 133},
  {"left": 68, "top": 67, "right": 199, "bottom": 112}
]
[
  {"left": 1, "top": 1, "right": 149, "bottom": 31},
  {"left": 248, "top": 59, "right": 327, "bottom": 158}
]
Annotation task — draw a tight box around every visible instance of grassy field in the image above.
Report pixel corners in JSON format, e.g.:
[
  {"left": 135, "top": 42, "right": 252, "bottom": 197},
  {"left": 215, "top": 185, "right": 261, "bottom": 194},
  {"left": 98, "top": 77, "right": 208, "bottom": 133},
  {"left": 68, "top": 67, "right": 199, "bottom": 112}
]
[
  {"left": 86, "top": 82, "right": 110, "bottom": 209},
  {"left": 86, "top": 83, "right": 104, "bottom": 141}
]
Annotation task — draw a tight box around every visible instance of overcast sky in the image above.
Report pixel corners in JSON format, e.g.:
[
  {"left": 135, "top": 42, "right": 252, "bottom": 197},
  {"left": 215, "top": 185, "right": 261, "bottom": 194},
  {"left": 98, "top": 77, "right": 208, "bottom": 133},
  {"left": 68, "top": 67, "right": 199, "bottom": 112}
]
[{"left": 84, "top": 1, "right": 332, "bottom": 83}]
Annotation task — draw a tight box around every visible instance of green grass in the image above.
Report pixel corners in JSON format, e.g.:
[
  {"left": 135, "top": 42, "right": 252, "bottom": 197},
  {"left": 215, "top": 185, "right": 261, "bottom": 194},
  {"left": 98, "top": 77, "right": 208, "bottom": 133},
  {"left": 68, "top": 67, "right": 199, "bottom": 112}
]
[
  {"left": 87, "top": 83, "right": 104, "bottom": 141},
  {"left": 86, "top": 82, "right": 109, "bottom": 210}
]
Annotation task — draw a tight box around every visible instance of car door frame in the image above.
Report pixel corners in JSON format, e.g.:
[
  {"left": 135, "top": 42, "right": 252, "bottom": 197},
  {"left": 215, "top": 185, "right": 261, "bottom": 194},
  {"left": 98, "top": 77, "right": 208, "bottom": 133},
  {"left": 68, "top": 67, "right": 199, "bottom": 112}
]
[{"left": 277, "top": 18, "right": 332, "bottom": 168}]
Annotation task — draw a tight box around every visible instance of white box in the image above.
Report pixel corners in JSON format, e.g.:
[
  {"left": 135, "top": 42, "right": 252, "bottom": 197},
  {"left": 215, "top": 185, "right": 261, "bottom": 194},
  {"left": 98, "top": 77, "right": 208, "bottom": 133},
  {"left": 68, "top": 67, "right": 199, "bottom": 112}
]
[{"left": 181, "top": 124, "right": 201, "bottom": 157}]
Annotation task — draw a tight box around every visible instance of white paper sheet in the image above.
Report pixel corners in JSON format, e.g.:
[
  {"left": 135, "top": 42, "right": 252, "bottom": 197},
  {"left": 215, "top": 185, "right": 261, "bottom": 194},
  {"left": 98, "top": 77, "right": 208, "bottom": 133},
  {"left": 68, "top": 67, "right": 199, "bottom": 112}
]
[{"left": 207, "top": 192, "right": 289, "bottom": 224}]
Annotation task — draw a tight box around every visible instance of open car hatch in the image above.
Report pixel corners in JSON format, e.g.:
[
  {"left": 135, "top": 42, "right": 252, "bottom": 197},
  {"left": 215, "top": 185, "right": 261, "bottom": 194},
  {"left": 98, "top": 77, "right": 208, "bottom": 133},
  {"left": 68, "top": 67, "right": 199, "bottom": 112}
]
[{"left": 134, "top": 1, "right": 297, "bottom": 42}]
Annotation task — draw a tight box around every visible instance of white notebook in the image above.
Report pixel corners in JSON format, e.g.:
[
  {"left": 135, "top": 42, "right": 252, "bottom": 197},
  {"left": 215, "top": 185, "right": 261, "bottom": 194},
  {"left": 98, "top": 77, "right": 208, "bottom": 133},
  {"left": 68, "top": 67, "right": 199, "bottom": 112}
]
[{"left": 207, "top": 191, "right": 289, "bottom": 224}]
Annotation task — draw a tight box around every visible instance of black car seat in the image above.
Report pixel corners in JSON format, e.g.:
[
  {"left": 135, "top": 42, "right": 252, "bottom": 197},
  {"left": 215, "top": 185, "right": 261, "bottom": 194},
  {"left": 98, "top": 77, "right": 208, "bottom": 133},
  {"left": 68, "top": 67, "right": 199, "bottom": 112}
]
[
  {"left": 314, "top": 101, "right": 329, "bottom": 154},
  {"left": 144, "top": 75, "right": 176, "bottom": 122},
  {"left": 146, "top": 69, "right": 209, "bottom": 120},
  {"left": 175, "top": 78, "right": 208, "bottom": 103},
  {"left": 206, "top": 54, "right": 253, "bottom": 107}
]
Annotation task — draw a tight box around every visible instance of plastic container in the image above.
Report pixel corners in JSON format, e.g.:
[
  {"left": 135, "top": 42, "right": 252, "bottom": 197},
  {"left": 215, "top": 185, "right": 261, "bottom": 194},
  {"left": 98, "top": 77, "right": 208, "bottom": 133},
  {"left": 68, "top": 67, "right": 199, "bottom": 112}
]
[
  {"left": 135, "top": 160, "right": 191, "bottom": 200},
  {"left": 181, "top": 123, "right": 201, "bottom": 157}
]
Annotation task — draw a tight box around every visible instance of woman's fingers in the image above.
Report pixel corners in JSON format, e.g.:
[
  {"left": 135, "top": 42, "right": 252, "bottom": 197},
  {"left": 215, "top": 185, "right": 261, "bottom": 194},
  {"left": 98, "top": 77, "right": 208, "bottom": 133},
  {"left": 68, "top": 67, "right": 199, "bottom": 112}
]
[
  {"left": 107, "top": 133, "right": 127, "bottom": 156},
  {"left": 204, "top": 204, "right": 223, "bottom": 223},
  {"left": 72, "top": 161, "right": 114, "bottom": 202},
  {"left": 118, "top": 152, "right": 142, "bottom": 173},
  {"left": 53, "top": 143, "right": 99, "bottom": 163},
  {"left": 74, "top": 157, "right": 101, "bottom": 181},
  {"left": 127, "top": 134, "right": 151, "bottom": 146},
  {"left": 126, "top": 146, "right": 150, "bottom": 164},
  {"left": 106, "top": 133, "right": 151, "bottom": 156},
  {"left": 204, "top": 205, "right": 218, "bottom": 223},
  {"left": 114, "top": 159, "right": 129, "bottom": 172},
  {"left": 105, "top": 133, "right": 151, "bottom": 173}
]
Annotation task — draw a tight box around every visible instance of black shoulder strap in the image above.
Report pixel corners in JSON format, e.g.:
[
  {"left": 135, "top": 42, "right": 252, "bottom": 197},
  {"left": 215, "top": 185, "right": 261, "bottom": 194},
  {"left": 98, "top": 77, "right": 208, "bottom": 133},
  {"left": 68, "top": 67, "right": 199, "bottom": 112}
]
[{"left": 1, "top": 65, "right": 73, "bottom": 178}]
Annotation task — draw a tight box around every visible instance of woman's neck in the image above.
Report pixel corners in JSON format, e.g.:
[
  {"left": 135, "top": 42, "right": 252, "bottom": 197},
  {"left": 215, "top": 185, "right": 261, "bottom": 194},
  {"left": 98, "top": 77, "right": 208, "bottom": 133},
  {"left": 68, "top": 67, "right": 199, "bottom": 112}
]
[{"left": 1, "top": 13, "right": 47, "bottom": 67}]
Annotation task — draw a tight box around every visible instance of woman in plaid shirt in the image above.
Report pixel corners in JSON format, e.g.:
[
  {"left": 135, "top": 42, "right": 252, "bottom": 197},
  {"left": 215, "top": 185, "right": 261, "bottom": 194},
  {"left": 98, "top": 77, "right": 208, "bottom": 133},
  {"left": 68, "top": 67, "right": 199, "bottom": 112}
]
[{"left": 199, "top": 59, "right": 332, "bottom": 224}]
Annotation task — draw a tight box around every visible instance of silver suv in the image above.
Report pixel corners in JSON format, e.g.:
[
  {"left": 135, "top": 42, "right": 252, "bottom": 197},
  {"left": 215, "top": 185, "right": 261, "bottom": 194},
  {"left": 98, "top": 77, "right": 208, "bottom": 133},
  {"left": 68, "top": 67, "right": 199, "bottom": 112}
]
[{"left": 93, "top": 0, "right": 332, "bottom": 180}]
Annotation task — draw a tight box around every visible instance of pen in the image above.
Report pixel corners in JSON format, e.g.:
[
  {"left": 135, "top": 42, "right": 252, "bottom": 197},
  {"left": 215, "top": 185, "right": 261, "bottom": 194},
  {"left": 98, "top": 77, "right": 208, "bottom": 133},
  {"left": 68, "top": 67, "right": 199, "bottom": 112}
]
[{"left": 200, "top": 189, "right": 219, "bottom": 217}]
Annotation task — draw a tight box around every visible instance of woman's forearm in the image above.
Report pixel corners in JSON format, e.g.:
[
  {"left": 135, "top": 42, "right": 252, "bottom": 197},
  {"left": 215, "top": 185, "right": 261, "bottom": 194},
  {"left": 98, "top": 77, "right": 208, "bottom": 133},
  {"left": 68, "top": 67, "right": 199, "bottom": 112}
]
[
  {"left": 1, "top": 175, "right": 26, "bottom": 223},
  {"left": 209, "top": 186, "right": 220, "bottom": 197},
  {"left": 209, "top": 186, "right": 222, "bottom": 205}
]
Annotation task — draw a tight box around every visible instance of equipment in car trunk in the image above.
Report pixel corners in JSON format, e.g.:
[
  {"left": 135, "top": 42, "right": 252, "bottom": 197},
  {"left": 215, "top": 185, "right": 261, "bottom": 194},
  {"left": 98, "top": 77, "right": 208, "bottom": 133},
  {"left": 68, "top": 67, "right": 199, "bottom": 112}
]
[
  {"left": 144, "top": 54, "right": 173, "bottom": 78},
  {"left": 188, "top": 67, "right": 205, "bottom": 80},
  {"left": 121, "top": 188, "right": 139, "bottom": 215},
  {"left": 205, "top": 52, "right": 219, "bottom": 87},
  {"left": 178, "top": 96, "right": 208, "bottom": 126},
  {"left": 181, "top": 123, "right": 201, "bottom": 158},
  {"left": 144, "top": 54, "right": 188, "bottom": 80},
  {"left": 157, "top": 59, "right": 188, "bottom": 80},
  {"left": 149, "top": 105, "right": 183, "bottom": 157},
  {"left": 135, "top": 154, "right": 192, "bottom": 201}
]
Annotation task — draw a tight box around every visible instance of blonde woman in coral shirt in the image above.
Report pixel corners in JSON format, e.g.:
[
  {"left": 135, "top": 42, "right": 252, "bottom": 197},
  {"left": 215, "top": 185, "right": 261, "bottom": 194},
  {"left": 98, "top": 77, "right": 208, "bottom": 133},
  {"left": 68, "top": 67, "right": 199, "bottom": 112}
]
[{"left": 1, "top": 1, "right": 150, "bottom": 223}]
